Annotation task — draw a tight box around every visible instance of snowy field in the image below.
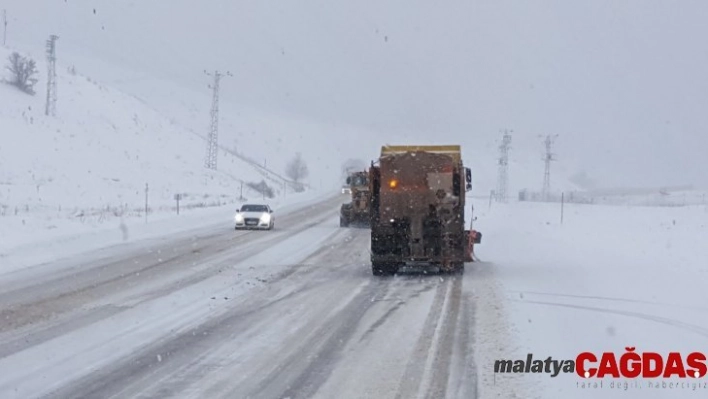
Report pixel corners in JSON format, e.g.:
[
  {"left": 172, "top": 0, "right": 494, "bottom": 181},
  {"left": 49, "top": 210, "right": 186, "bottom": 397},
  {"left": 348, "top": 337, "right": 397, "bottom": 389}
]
[
  {"left": 473, "top": 200, "right": 708, "bottom": 398},
  {"left": 519, "top": 189, "right": 708, "bottom": 208}
]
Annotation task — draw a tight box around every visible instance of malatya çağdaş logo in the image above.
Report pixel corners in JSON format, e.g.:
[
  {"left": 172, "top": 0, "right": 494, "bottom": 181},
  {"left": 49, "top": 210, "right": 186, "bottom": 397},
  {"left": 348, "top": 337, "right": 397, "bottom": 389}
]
[{"left": 494, "top": 348, "right": 707, "bottom": 379}]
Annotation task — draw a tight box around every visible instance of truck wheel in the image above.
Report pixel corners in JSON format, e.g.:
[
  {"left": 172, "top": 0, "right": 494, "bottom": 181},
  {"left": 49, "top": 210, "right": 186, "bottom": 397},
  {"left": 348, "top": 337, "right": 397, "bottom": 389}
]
[
  {"left": 442, "top": 262, "right": 464, "bottom": 275},
  {"left": 454, "top": 262, "right": 465, "bottom": 274},
  {"left": 372, "top": 262, "right": 398, "bottom": 276},
  {"left": 340, "top": 216, "right": 347, "bottom": 227}
]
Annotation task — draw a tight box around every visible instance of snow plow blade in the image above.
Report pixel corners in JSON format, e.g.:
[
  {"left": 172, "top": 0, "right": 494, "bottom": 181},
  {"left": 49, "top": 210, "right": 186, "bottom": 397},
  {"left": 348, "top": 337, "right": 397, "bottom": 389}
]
[{"left": 464, "top": 230, "right": 481, "bottom": 262}]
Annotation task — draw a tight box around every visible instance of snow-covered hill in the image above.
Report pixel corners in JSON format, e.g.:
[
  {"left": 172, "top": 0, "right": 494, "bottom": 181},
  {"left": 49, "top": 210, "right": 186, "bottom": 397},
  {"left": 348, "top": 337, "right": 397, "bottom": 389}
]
[
  {"left": 0, "top": 45, "right": 292, "bottom": 213},
  {"left": 1, "top": 0, "right": 589, "bottom": 197},
  {"left": 0, "top": 44, "right": 324, "bottom": 255}
]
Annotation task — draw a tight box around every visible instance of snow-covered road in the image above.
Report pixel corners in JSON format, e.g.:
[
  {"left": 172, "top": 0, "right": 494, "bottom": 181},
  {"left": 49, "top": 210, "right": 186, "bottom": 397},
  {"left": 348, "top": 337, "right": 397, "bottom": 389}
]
[
  {"left": 3, "top": 196, "right": 706, "bottom": 398},
  {"left": 0, "top": 195, "right": 489, "bottom": 399}
]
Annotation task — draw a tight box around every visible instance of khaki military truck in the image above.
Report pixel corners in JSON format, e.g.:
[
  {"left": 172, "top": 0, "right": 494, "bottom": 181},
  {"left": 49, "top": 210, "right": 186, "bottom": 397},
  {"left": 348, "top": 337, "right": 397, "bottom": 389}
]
[{"left": 368, "top": 145, "right": 481, "bottom": 275}]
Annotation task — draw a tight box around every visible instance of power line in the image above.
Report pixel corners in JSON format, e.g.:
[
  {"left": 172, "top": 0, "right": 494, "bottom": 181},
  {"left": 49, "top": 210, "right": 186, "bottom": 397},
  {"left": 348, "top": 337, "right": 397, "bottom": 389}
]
[
  {"left": 495, "top": 129, "right": 512, "bottom": 202},
  {"left": 204, "top": 70, "right": 232, "bottom": 170},
  {"left": 45, "top": 34, "right": 59, "bottom": 116},
  {"left": 541, "top": 134, "right": 559, "bottom": 200}
]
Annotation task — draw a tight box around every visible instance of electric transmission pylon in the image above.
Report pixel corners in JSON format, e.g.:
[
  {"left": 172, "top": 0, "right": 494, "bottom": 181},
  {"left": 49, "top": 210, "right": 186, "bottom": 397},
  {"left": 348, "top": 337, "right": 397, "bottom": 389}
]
[
  {"left": 541, "top": 134, "right": 558, "bottom": 200},
  {"left": 495, "top": 129, "right": 512, "bottom": 202},
  {"left": 45, "top": 34, "right": 59, "bottom": 116},
  {"left": 204, "top": 70, "right": 232, "bottom": 170},
  {"left": 3, "top": 10, "right": 8, "bottom": 46}
]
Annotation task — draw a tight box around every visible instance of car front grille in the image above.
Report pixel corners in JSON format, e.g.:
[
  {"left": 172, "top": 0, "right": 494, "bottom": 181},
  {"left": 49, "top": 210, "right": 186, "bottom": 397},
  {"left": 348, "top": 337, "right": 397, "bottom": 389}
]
[{"left": 245, "top": 218, "right": 260, "bottom": 225}]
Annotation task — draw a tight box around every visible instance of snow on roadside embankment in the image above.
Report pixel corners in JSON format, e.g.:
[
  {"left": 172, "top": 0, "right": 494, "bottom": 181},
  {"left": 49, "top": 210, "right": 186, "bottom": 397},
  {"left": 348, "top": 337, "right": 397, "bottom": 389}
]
[
  {"left": 0, "top": 45, "right": 310, "bottom": 260},
  {"left": 471, "top": 201, "right": 708, "bottom": 398}
]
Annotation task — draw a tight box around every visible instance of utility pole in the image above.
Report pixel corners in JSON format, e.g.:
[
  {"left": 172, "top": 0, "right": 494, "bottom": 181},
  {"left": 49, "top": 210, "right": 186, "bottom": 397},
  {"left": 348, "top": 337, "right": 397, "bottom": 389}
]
[
  {"left": 495, "top": 129, "right": 512, "bottom": 202},
  {"left": 145, "top": 183, "right": 149, "bottom": 223},
  {"left": 541, "top": 134, "right": 559, "bottom": 200},
  {"left": 204, "top": 70, "right": 232, "bottom": 170},
  {"left": 3, "top": 10, "right": 7, "bottom": 46},
  {"left": 45, "top": 35, "right": 59, "bottom": 116},
  {"left": 561, "top": 192, "right": 565, "bottom": 224}
]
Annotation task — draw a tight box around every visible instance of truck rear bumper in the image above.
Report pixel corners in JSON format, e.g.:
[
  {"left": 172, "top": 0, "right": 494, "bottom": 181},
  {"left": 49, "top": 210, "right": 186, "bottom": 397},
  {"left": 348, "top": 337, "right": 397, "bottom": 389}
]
[
  {"left": 342, "top": 212, "right": 370, "bottom": 221},
  {"left": 371, "top": 255, "right": 467, "bottom": 264}
]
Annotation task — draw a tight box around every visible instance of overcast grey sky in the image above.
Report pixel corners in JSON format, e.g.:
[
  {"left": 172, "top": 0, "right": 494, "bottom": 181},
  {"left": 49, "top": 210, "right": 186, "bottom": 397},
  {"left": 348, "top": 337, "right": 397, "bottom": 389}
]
[{"left": 8, "top": 0, "right": 708, "bottom": 189}]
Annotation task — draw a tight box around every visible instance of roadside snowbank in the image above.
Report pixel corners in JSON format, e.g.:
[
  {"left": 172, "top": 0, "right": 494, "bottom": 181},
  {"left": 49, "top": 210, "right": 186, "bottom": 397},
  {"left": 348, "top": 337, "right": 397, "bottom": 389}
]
[{"left": 473, "top": 201, "right": 708, "bottom": 398}]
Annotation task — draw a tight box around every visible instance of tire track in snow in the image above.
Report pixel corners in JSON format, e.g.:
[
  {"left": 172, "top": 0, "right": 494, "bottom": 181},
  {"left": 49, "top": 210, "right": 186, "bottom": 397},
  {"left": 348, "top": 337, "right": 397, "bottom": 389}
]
[
  {"left": 113, "top": 211, "right": 339, "bottom": 306},
  {"left": 394, "top": 275, "right": 465, "bottom": 399},
  {"left": 510, "top": 290, "right": 708, "bottom": 313},
  {"left": 467, "top": 261, "right": 541, "bottom": 399},
  {"left": 199, "top": 230, "right": 375, "bottom": 399},
  {"left": 40, "top": 227, "right": 369, "bottom": 399},
  {"left": 355, "top": 280, "right": 438, "bottom": 345},
  {"left": 448, "top": 291, "right": 480, "bottom": 399},
  {"left": 0, "top": 210, "right": 335, "bottom": 360},
  {"left": 6, "top": 207, "right": 483, "bottom": 399},
  {"left": 425, "top": 276, "right": 464, "bottom": 399},
  {"left": 514, "top": 299, "right": 708, "bottom": 338},
  {"left": 0, "top": 198, "right": 330, "bottom": 310},
  {"left": 0, "top": 197, "right": 342, "bottom": 358},
  {"left": 233, "top": 272, "right": 447, "bottom": 399},
  {"left": 243, "top": 280, "right": 386, "bottom": 399},
  {"left": 0, "top": 195, "right": 341, "bottom": 300}
]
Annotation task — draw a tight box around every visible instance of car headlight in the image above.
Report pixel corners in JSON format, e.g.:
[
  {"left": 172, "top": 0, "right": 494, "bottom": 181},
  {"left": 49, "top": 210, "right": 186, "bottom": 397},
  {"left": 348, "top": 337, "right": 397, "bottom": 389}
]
[
  {"left": 260, "top": 213, "right": 271, "bottom": 223},
  {"left": 235, "top": 214, "right": 244, "bottom": 222}
]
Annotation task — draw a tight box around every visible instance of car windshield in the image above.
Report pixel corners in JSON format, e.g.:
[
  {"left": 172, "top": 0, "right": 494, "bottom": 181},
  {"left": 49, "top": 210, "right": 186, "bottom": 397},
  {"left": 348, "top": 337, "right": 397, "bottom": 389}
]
[{"left": 240, "top": 205, "right": 268, "bottom": 212}]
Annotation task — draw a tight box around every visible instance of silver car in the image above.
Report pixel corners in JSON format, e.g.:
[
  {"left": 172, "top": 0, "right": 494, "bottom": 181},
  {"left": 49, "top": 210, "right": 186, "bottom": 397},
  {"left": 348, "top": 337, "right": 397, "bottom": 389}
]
[{"left": 234, "top": 204, "right": 275, "bottom": 230}]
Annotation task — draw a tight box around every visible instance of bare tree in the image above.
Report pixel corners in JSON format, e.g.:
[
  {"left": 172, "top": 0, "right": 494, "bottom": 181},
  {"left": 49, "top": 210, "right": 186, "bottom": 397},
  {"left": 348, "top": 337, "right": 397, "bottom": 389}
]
[
  {"left": 285, "top": 152, "right": 309, "bottom": 182},
  {"left": 5, "top": 52, "right": 38, "bottom": 95}
]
